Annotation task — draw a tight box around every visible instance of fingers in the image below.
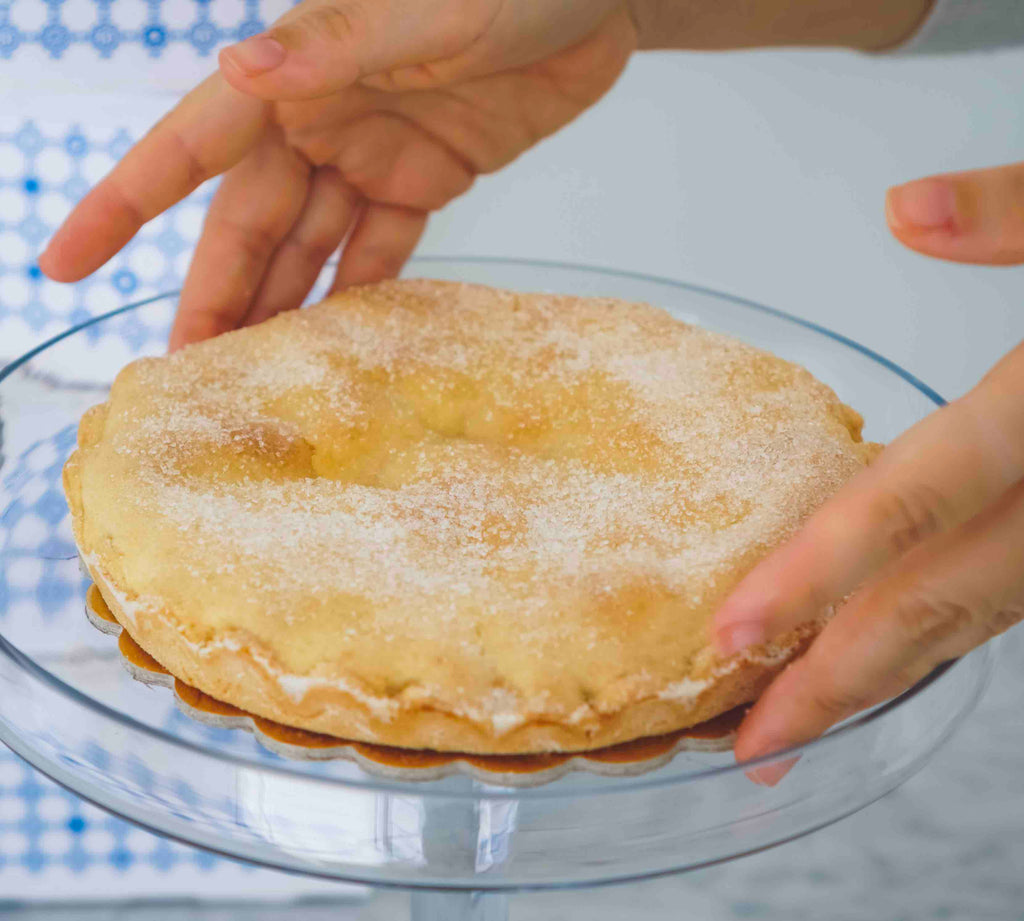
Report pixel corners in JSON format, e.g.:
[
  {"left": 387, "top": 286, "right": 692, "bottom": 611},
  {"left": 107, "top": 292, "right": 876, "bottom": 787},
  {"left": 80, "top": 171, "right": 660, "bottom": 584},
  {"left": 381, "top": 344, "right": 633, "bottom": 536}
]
[
  {"left": 713, "top": 338, "right": 1024, "bottom": 655},
  {"left": 735, "top": 477, "right": 1024, "bottom": 769},
  {"left": 887, "top": 161, "right": 1024, "bottom": 265},
  {"left": 40, "top": 76, "right": 266, "bottom": 282},
  {"left": 242, "top": 167, "right": 361, "bottom": 328},
  {"left": 331, "top": 113, "right": 475, "bottom": 210},
  {"left": 168, "top": 135, "right": 311, "bottom": 351},
  {"left": 218, "top": 0, "right": 484, "bottom": 101},
  {"left": 330, "top": 202, "right": 427, "bottom": 290},
  {"left": 239, "top": 114, "right": 466, "bottom": 328}
]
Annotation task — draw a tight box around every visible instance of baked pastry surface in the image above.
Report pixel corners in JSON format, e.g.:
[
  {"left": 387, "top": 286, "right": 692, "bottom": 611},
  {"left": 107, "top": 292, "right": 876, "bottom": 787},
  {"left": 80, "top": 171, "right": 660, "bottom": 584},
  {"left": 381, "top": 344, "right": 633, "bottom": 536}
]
[{"left": 64, "top": 280, "right": 877, "bottom": 754}]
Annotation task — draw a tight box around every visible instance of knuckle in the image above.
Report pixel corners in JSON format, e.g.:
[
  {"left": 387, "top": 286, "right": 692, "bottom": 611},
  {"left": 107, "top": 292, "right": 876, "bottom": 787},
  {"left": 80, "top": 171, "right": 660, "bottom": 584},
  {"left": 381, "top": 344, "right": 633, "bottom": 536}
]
[
  {"left": 375, "top": 63, "right": 444, "bottom": 93},
  {"left": 237, "top": 228, "right": 280, "bottom": 264},
  {"left": 107, "top": 180, "right": 146, "bottom": 229},
  {"left": 872, "top": 483, "right": 952, "bottom": 556},
  {"left": 380, "top": 171, "right": 440, "bottom": 210},
  {"left": 892, "top": 591, "right": 976, "bottom": 647},
  {"left": 208, "top": 215, "right": 280, "bottom": 265},
  {"left": 358, "top": 249, "right": 403, "bottom": 279},
  {"left": 889, "top": 656, "right": 943, "bottom": 696},
  {"left": 360, "top": 70, "right": 403, "bottom": 93},
  {"left": 802, "top": 578, "right": 838, "bottom": 622},
  {"left": 1001, "top": 166, "right": 1024, "bottom": 209},
  {"left": 345, "top": 242, "right": 409, "bottom": 284},
  {"left": 294, "top": 233, "right": 339, "bottom": 265},
  {"left": 180, "top": 143, "right": 212, "bottom": 190},
  {"left": 979, "top": 603, "right": 1024, "bottom": 641},
  {"left": 300, "top": 2, "right": 362, "bottom": 45},
  {"left": 164, "top": 130, "right": 213, "bottom": 190},
  {"left": 806, "top": 678, "right": 870, "bottom": 722}
]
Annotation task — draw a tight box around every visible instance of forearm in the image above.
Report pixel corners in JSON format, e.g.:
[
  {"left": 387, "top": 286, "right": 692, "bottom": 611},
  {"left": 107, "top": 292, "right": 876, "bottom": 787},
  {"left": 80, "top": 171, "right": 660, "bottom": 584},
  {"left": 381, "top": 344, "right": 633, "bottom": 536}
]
[{"left": 630, "top": 0, "right": 934, "bottom": 52}]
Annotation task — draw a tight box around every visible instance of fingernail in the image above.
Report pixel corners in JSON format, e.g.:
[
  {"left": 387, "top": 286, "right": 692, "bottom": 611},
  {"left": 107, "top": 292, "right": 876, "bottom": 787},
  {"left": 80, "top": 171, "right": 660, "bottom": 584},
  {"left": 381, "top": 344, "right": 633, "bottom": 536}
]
[
  {"left": 223, "top": 35, "right": 286, "bottom": 76},
  {"left": 37, "top": 244, "right": 67, "bottom": 282},
  {"left": 886, "top": 179, "right": 959, "bottom": 232},
  {"left": 716, "top": 621, "right": 765, "bottom": 657},
  {"left": 746, "top": 755, "right": 800, "bottom": 787}
]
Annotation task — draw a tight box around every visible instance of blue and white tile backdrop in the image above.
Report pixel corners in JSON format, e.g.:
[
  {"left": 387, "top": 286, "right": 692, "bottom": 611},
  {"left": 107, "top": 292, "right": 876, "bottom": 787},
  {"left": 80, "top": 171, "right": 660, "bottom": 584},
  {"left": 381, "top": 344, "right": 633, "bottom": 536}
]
[
  {"left": 0, "top": 114, "right": 204, "bottom": 362},
  {"left": 1, "top": 0, "right": 295, "bottom": 364},
  {"left": 0, "top": 108, "right": 339, "bottom": 376},
  {"left": 0, "top": 0, "right": 363, "bottom": 901},
  {"left": 1, "top": 0, "right": 267, "bottom": 60}
]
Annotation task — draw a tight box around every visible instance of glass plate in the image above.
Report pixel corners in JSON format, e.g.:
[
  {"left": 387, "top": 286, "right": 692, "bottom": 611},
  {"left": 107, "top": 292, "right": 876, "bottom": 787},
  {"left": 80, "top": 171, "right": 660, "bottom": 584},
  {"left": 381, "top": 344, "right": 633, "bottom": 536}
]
[{"left": 0, "top": 258, "right": 991, "bottom": 918}]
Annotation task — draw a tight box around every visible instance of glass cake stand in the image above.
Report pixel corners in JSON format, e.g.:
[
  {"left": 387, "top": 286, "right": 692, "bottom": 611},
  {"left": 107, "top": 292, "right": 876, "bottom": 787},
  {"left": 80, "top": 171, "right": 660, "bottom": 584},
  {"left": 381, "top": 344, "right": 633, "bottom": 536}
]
[{"left": 0, "top": 258, "right": 992, "bottom": 920}]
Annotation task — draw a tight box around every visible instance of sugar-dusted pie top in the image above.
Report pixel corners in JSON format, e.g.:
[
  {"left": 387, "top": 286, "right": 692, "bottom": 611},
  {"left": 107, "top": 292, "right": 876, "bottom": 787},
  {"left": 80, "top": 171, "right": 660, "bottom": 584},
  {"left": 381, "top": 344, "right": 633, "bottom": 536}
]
[{"left": 65, "top": 279, "right": 877, "bottom": 752}]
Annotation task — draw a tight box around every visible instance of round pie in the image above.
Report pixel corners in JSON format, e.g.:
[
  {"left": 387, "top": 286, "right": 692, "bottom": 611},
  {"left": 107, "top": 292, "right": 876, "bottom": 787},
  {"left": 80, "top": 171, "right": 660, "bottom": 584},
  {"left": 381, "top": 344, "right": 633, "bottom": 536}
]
[{"left": 64, "top": 280, "right": 878, "bottom": 754}]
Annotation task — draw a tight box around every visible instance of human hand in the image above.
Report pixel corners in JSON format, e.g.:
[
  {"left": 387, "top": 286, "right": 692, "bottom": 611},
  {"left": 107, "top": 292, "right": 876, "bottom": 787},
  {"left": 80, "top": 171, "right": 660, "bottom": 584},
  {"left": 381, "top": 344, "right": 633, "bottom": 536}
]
[
  {"left": 713, "top": 162, "right": 1024, "bottom": 783},
  {"left": 38, "top": 0, "right": 937, "bottom": 351},
  {"left": 39, "top": 0, "right": 637, "bottom": 349}
]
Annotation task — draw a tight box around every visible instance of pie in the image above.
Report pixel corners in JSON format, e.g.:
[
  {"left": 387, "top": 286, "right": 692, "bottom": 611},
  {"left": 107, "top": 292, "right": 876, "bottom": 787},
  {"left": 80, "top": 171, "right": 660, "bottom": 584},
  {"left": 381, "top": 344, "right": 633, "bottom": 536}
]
[{"left": 64, "top": 280, "right": 878, "bottom": 754}]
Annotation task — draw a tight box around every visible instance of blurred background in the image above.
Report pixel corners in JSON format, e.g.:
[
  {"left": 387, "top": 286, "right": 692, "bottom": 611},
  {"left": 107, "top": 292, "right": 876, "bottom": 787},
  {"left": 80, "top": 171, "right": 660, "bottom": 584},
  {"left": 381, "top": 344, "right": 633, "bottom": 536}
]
[{"left": 2, "top": 6, "right": 1023, "bottom": 917}]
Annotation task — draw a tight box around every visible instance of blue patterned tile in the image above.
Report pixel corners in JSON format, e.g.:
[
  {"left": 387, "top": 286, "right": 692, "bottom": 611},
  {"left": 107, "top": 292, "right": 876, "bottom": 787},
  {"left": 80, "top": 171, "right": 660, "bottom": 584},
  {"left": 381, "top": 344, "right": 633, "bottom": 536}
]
[
  {"left": 0, "top": 7, "right": 309, "bottom": 882},
  {"left": 1, "top": 0, "right": 292, "bottom": 59},
  {"left": 0, "top": 117, "right": 209, "bottom": 356}
]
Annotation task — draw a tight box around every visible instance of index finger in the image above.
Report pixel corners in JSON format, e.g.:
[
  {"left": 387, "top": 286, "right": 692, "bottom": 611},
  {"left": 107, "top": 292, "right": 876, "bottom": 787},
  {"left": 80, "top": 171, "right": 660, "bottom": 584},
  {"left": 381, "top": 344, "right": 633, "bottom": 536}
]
[
  {"left": 734, "top": 472, "right": 1024, "bottom": 782},
  {"left": 712, "top": 339, "right": 1024, "bottom": 655},
  {"left": 39, "top": 75, "right": 268, "bottom": 283}
]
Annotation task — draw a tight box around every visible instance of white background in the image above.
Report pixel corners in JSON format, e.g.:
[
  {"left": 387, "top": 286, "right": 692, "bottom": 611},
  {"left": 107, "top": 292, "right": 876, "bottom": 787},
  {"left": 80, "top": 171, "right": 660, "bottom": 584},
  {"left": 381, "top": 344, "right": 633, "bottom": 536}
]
[{"left": 420, "top": 45, "right": 1024, "bottom": 404}]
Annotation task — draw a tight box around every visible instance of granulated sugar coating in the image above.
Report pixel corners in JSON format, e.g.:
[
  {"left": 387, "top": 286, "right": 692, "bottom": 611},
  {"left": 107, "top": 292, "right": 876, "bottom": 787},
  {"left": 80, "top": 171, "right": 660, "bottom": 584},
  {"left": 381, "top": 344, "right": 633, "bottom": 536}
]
[{"left": 64, "top": 280, "right": 879, "bottom": 754}]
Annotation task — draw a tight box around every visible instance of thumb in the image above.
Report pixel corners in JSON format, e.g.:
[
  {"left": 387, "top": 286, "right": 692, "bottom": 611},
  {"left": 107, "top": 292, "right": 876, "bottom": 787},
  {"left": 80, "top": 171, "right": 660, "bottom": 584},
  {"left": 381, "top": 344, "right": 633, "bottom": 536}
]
[
  {"left": 886, "top": 162, "right": 1024, "bottom": 266},
  {"left": 218, "top": 0, "right": 484, "bottom": 100}
]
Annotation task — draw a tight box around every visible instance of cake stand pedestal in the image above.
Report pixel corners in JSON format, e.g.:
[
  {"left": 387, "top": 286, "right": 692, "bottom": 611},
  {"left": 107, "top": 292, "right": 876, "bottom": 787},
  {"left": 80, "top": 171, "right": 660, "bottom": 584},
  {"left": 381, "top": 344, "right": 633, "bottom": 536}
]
[
  {"left": 0, "top": 258, "right": 987, "bottom": 921},
  {"left": 411, "top": 891, "right": 507, "bottom": 921}
]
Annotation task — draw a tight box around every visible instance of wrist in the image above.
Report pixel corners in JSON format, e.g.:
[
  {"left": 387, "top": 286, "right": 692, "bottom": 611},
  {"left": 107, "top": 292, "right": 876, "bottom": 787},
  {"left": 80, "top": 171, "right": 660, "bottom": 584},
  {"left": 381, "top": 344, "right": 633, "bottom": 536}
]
[{"left": 629, "top": 0, "right": 934, "bottom": 52}]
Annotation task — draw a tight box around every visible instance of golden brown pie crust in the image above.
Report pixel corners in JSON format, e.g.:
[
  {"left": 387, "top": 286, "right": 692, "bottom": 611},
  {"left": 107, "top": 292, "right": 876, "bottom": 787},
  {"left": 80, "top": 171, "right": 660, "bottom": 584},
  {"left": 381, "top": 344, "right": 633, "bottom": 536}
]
[
  {"left": 86, "top": 583, "right": 745, "bottom": 781},
  {"left": 64, "top": 280, "right": 878, "bottom": 754}
]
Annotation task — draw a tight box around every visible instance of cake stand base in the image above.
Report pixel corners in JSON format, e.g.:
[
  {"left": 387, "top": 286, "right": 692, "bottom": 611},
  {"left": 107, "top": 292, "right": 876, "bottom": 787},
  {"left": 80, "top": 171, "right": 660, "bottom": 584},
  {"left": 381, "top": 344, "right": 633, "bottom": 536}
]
[{"left": 411, "top": 890, "right": 509, "bottom": 921}]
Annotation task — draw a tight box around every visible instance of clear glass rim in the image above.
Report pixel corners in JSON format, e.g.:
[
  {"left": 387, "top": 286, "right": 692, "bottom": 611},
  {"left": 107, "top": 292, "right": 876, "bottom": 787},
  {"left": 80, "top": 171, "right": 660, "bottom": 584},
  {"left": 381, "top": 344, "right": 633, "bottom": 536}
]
[{"left": 0, "top": 255, "right": 957, "bottom": 801}]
